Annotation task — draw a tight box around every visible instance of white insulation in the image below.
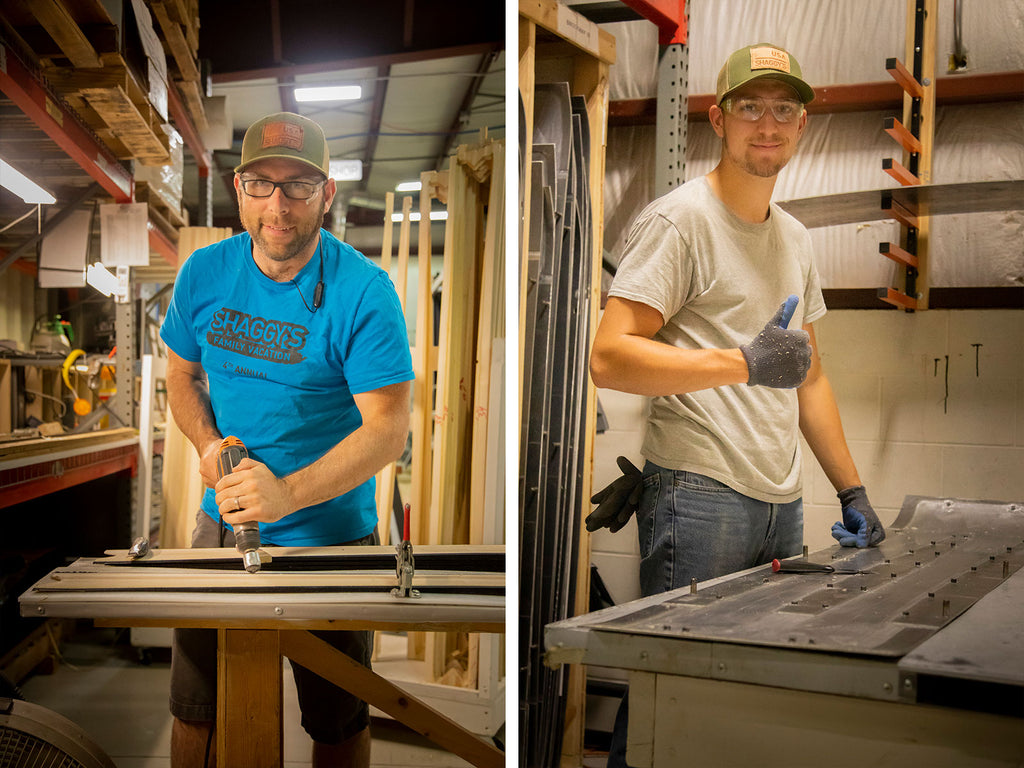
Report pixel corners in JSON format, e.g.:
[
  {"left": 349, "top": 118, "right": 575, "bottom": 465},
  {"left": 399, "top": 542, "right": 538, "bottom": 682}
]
[{"left": 599, "top": 0, "right": 1024, "bottom": 289}]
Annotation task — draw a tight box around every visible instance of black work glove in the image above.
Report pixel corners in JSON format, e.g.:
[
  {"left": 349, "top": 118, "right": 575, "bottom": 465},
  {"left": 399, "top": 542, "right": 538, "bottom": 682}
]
[
  {"left": 832, "top": 485, "right": 886, "bottom": 547},
  {"left": 585, "top": 456, "right": 643, "bottom": 533},
  {"left": 739, "top": 295, "right": 812, "bottom": 388}
]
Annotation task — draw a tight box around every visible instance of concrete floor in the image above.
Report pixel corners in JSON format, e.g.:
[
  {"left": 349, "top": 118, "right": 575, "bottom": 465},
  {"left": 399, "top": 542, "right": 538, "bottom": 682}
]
[{"left": 14, "top": 625, "right": 479, "bottom": 767}]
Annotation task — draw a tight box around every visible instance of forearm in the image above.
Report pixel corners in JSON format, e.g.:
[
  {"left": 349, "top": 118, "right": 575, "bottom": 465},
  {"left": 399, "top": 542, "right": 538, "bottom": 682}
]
[
  {"left": 591, "top": 335, "right": 749, "bottom": 396},
  {"left": 283, "top": 415, "right": 408, "bottom": 511},
  {"left": 166, "top": 366, "right": 221, "bottom": 458},
  {"left": 798, "top": 372, "right": 861, "bottom": 491}
]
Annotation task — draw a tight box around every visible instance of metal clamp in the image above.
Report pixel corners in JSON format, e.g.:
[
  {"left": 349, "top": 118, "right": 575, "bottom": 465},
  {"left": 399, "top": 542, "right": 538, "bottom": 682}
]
[{"left": 391, "top": 539, "right": 420, "bottom": 598}]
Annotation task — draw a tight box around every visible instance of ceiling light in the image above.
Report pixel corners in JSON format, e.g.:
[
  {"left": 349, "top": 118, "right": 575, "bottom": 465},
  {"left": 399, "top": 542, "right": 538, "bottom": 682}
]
[
  {"left": 395, "top": 181, "right": 422, "bottom": 192},
  {"left": 294, "top": 85, "right": 361, "bottom": 102},
  {"left": 0, "top": 157, "right": 55, "bottom": 204},
  {"left": 390, "top": 211, "right": 448, "bottom": 223}
]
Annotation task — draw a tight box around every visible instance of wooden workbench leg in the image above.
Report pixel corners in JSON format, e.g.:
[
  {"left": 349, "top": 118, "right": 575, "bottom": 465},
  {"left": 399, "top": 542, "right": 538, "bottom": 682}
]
[
  {"left": 280, "top": 630, "right": 504, "bottom": 768},
  {"left": 217, "top": 629, "right": 282, "bottom": 768}
]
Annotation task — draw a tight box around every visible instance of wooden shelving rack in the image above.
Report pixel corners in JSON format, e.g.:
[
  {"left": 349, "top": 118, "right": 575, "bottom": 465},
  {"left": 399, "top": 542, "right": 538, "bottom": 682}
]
[{"left": 519, "top": 1, "right": 614, "bottom": 764}]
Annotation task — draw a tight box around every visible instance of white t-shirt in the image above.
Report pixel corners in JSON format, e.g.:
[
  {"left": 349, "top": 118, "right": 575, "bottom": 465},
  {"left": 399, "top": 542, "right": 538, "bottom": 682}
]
[{"left": 609, "top": 175, "right": 827, "bottom": 503}]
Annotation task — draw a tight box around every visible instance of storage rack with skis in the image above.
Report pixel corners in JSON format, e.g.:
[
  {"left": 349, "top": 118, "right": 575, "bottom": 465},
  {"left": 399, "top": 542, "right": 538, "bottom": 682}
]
[{"left": 518, "top": 1, "right": 614, "bottom": 765}]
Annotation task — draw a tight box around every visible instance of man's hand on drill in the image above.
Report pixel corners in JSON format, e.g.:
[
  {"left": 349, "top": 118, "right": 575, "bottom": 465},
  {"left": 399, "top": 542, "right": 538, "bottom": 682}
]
[
  {"left": 214, "top": 458, "right": 297, "bottom": 526},
  {"left": 832, "top": 485, "right": 886, "bottom": 548},
  {"left": 740, "top": 295, "right": 812, "bottom": 388},
  {"left": 585, "top": 456, "right": 643, "bottom": 533}
]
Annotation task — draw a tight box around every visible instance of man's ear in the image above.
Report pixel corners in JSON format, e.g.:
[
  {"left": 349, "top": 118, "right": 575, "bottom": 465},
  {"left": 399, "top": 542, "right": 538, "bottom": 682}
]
[{"left": 708, "top": 104, "right": 726, "bottom": 138}]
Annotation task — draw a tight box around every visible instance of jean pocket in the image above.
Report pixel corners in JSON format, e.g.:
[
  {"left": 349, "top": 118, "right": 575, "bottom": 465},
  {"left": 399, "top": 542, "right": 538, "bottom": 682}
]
[
  {"left": 673, "top": 470, "right": 731, "bottom": 493},
  {"left": 637, "top": 472, "right": 661, "bottom": 559}
]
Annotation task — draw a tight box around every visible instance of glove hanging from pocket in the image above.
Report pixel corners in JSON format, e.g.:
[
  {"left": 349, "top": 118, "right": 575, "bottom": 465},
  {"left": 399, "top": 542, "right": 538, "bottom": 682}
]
[{"left": 585, "top": 456, "right": 643, "bottom": 533}]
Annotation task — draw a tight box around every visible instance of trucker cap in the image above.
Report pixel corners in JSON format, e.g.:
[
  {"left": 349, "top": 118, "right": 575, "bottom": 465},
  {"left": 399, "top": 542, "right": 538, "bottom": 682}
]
[
  {"left": 234, "top": 112, "right": 330, "bottom": 177},
  {"left": 716, "top": 44, "right": 815, "bottom": 105}
]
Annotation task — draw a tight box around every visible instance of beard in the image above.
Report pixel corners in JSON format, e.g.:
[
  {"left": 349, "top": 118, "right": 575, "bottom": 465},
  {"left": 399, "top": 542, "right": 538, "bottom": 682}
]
[
  {"left": 239, "top": 198, "right": 324, "bottom": 263},
  {"left": 723, "top": 127, "right": 793, "bottom": 178}
]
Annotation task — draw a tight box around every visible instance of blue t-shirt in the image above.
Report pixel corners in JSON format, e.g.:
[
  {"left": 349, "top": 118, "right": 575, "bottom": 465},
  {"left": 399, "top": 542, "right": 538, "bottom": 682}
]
[{"left": 160, "top": 229, "right": 413, "bottom": 545}]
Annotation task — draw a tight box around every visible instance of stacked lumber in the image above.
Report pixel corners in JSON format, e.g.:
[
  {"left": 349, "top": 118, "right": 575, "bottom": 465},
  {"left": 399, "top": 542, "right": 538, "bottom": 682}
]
[
  {"left": 147, "top": 0, "right": 207, "bottom": 131},
  {"left": 42, "top": 51, "right": 171, "bottom": 166}
]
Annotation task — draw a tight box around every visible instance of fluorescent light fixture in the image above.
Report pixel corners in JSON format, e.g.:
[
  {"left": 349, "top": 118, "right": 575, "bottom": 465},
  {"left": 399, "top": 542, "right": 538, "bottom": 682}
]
[
  {"left": 395, "top": 181, "right": 422, "bottom": 192},
  {"left": 294, "top": 85, "right": 361, "bottom": 102},
  {"left": 390, "top": 211, "right": 448, "bottom": 223},
  {"left": 86, "top": 262, "right": 120, "bottom": 297},
  {"left": 0, "top": 158, "right": 55, "bottom": 204}
]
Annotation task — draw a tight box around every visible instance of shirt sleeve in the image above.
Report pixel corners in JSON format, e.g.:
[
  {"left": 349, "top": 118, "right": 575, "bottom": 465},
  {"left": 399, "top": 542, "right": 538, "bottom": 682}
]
[
  {"left": 343, "top": 271, "right": 414, "bottom": 394},
  {"left": 608, "top": 212, "right": 698, "bottom": 324},
  {"left": 159, "top": 256, "right": 202, "bottom": 361}
]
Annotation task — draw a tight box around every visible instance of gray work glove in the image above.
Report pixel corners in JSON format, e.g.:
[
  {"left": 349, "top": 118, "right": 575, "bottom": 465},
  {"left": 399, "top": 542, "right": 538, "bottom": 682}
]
[
  {"left": 832, "top": 485, "right": 886, "bottom": 547},
  {"left": 739, "top": 295, "right": 812, "bottom": 388},
  {"left": 585, "top": 456, "right": 643, "bottom": 533}
]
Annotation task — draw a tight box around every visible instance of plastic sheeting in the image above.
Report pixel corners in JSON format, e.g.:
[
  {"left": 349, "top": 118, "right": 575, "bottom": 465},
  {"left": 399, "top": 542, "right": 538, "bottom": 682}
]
[{"left": 600, "top": 0, "right": 1024, "bottom": 288}]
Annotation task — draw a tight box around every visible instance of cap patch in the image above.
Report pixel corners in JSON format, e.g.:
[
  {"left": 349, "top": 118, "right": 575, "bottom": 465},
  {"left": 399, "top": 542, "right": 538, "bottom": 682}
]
[
  {"left": 749, "top": 46, "right": 791, "bottom": 73},
  {"left": 262, "top": 122, "right": 304, "bottom": 151}
]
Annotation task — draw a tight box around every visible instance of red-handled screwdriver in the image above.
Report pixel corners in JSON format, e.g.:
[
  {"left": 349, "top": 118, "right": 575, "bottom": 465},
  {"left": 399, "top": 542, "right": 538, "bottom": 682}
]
[{"left": 771, "top": 558, "right": 873, "bottom": 575}]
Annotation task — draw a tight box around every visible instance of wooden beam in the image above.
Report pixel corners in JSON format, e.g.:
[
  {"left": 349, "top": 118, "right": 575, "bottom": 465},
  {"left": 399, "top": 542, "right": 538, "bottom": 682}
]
[
  {"left": 879, "top": 241, "right": 918, "bottom": 268},
  {"left": 29, "top": 0, "right": 102, "bottom": 68},
  {"left": 217, "top": 630, "right": 282, "bottom": 768},
  {"left": 886, "top": 56, "right": 924, "bottom": 98},
  {"left": 280, "top": 630, "right": 505, "bottom": 768},
  {"left": 150, "top": 0, "right": 200, "bottom": 82},
  {"left": 881, "top": 195, "right": 919, "bottom": 229},
  {"left": 882, "top": 157, "right": 920, "bottom": 186},
  {"left": 877, "top": 287, "right": 918, "bottom": 310},
  {"left": 882, "top": 116, "right": 922, "bottom": 154}
]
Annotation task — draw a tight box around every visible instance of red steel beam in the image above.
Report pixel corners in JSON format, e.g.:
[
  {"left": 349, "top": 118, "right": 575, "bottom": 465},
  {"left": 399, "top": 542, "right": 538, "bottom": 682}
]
[
  {"left": 167, "top": 78, "right": 212, "bottom": 172},
  {"left": 0, "top": 41, "right": 133, "bottom": 202},
  {"left": 148, "top": 224, "right": 178, "bottom": 267},
  {"left": 610, "top": 71, "right": 1024, "bottom": 125},
  {"left": 0, "top": 446, "right": 136, "bottom": 510},
  {"left": 620, "top": 0, "right": 687, "bottom": 44}
]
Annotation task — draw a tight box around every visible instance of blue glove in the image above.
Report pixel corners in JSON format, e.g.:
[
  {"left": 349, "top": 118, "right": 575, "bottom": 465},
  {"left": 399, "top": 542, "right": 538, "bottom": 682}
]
[{"left": 832, "top": 486, "right": 886, "bottom": 547}]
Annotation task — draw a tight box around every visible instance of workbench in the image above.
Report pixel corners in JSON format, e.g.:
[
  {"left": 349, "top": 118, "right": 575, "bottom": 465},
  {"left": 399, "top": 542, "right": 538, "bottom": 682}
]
[
  {"left": 546, "top": 496, "right": 1024, "bottom": 767},
  {"left": 20, "top": 544, "right": 506, "bottom": 768}
]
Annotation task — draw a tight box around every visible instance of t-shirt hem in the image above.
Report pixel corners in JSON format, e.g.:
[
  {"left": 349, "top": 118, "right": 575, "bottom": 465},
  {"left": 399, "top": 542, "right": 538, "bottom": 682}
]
[
  {"left": 642, "top": 453, "right": 803, "bottom": 504},
  {"left": 347, "top": 370, "right": 414, "bottom": 396}
]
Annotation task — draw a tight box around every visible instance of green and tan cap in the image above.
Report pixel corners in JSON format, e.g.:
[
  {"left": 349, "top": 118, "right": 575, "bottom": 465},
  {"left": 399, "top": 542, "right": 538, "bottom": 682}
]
[
  {"left": 234, "top": 112, "right": 330, "bottom": 177},
  {"left": 716, "top": 44, "right": 815, "bottom": 105}
]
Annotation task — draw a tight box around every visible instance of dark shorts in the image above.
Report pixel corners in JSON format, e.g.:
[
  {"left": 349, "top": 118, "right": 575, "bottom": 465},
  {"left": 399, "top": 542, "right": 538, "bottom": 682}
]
[{"left": 169, "top": 511, "right": 377, "bottom": 744}]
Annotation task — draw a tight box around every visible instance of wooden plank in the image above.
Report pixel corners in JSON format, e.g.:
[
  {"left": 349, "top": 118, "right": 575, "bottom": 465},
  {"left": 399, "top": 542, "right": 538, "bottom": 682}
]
[
  {"left": 885, "top": 56, "right": 923, "bottom": 98},
  {"left": 877, "top": 287, "right": 918, "bottom": 310},
  {"left": 30, "top": 0, "right": 103, "bottom": 67},
  {"left": 519, "top": 0, "right": 617, "bottom": 64},
  {"left": 882, "top": 157, "right": 919, "bottom": 187},
  {"left": 217, "top": 629, "right": 281, "bottom": 768},
  {"left": 173, "top": 77, "right": 208, "bottom": 132},
  {"left": 882, "top": 116, "right": 922, "bottom": 154},
  {"left": 375, "top": 191, "right": 400, "bottom": 544},
  {"left": 0, "top": 360, "right": 11, "bottom": 435},
  {"left": 280, "top": 630, "right": 504, "bottom": 768},
  {"left": 0, "top": 427, "right": 136, "bottom": 462},
  {"left": 150, "top": 1, "right": 201, "bottom": 82},
  {"left": 136, "top": 180, "right": 187, "bottom": 229},
  {"left": 81, "top": 84, "right": 170, "bottom": 164},
  {"left": 96, "top": 544, "right": 504, "bottom": 564},
  {"left": 905, "top": 0, "right": 937, "bottom": 309},
  {"left": 879, "top": 241, "right": 918, "bottom": 268}
]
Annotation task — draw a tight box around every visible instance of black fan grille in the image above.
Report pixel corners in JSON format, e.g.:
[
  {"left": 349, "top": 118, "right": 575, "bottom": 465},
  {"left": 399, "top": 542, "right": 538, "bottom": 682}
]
[{"left": 0, "top": 726, "right": 87, "bottom": 768}]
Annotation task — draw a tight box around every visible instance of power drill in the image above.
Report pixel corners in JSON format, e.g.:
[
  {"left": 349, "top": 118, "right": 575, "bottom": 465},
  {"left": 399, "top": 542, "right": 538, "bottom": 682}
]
[{"left": 216, "top": 436, "right": 262, "bottom": 573}]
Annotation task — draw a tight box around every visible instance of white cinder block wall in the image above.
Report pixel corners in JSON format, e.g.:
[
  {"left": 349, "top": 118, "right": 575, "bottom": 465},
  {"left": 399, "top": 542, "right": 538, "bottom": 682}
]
[{"left": 589, "top": 308, "right": 1024, "bottom": 608}]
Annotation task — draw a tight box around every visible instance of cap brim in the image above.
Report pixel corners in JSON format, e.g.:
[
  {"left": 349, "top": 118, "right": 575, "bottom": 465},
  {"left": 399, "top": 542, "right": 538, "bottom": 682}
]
[
  {"left": 233, "top": 153, "right": 329, "bottom": 177},
  {"left": 722, "top": 73, "right": 815, "bottom": 105}
]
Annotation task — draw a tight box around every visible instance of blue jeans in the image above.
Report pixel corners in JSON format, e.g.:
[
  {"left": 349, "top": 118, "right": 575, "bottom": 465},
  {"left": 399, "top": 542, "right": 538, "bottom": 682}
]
[{"left": 606, "top": 461, "right": 803, "bottom": 767}]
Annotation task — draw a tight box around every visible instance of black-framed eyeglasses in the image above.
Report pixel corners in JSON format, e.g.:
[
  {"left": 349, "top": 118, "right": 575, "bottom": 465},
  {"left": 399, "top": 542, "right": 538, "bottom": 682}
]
[
  {"left": 723, "top": 96, "right": 804, "bottom": 123},
  {"left": 240, "top": 178, "right": 324, "bottom": 200}
]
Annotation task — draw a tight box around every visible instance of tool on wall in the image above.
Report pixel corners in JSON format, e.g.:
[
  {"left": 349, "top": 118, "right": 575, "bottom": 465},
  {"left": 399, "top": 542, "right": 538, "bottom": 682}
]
[{"left": 217, "top": 436, "right": 263, "bottom": 573}]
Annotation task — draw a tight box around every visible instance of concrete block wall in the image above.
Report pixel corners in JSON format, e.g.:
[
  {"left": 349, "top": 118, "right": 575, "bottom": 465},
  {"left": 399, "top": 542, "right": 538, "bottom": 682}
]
[{"left": 588, "top": 307, "right": 1024, "bottom": 616}]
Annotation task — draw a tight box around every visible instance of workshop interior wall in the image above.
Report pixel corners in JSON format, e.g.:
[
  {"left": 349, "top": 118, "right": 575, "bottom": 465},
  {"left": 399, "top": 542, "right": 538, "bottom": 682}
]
[
  {"left": 589, "top": 309, "right": 1024, "bottom": 609},
  {"left": 599, "top": 0, "right": 1024, "bottom": 288}
]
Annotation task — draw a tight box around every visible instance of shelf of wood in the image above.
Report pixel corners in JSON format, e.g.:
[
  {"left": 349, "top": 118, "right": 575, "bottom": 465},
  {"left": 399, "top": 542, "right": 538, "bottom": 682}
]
[{"left": 777, "top": 179, "right": 1024, "bottom": 229}]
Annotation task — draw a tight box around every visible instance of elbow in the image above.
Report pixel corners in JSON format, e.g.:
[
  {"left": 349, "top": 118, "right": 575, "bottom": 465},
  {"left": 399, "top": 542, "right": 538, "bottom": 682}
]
[{"left": 589, "top": 346, "right": 613, "bottom": 389}]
